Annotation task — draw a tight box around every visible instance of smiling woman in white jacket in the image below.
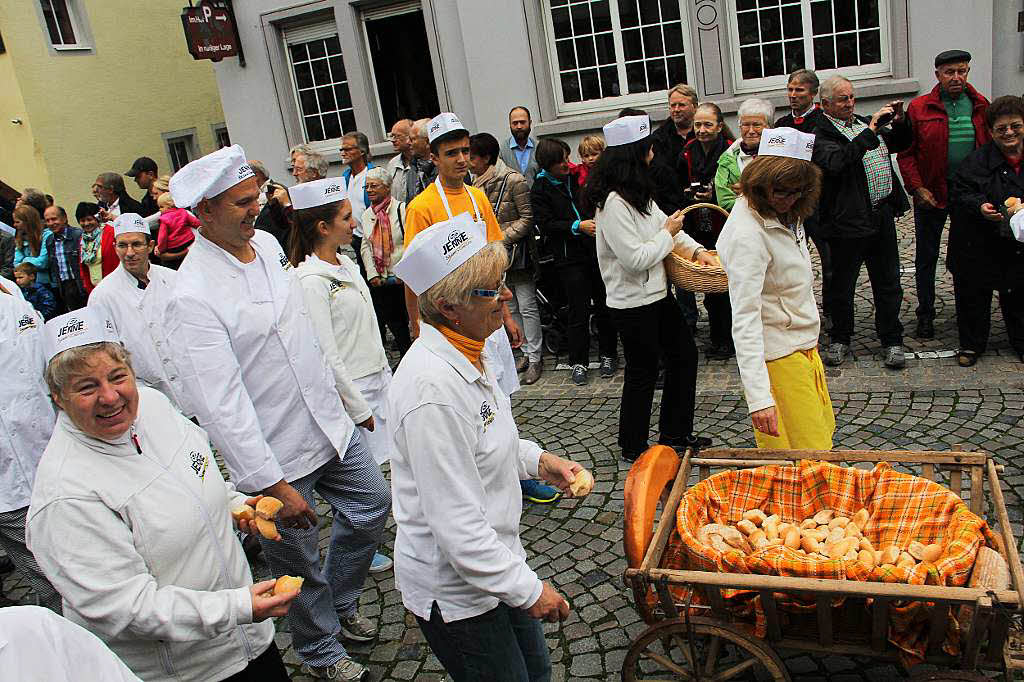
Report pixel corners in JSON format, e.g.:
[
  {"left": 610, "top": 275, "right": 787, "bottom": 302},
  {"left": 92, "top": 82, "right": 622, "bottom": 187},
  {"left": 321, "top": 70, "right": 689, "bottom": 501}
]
[
  {"left": 715, "top": 148, "right": 835, "bottom": 448},
  {"left": 26, "top": 310, "right": 297, "bottom": 682}
]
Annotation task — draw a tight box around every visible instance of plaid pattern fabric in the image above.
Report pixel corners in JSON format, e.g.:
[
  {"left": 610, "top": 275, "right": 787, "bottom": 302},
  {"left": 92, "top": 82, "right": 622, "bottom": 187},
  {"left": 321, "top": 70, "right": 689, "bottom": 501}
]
[
  {"left": 824, "top": 112, "right": 894, "bottom": 206},
  {"left": 662, "top": 460, "right": 995, "bottom": 666}
]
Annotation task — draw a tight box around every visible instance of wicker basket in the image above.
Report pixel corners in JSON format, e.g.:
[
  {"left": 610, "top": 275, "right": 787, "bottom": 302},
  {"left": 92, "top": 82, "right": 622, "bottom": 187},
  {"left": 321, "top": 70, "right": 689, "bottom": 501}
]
[{"left": 664, "top": 202, "right": 729, "bottom": 293}]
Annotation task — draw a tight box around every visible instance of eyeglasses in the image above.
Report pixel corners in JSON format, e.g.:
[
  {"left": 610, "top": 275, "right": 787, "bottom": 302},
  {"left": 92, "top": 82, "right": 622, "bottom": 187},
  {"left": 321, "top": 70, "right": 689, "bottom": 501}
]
[
  {"left": 340, "top": 146, "right": 359, "bottom": 152},
  {"left": 470, "top": 274, "right": 507, "bottom": 300},
  {"left": 994, "top": 123, "right": 1024, "bottom": 135}
]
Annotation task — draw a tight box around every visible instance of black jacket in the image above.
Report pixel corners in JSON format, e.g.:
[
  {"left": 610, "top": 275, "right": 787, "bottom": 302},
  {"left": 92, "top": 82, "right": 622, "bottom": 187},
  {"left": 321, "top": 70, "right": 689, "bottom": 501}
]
[
  {"left": 948, "top": 142, "right": 1024, "bottom": 289},
  {"left": 255, "top": 201, "right": 292, "bottom": 252},
  {"left": 140, "top": 192, "right": 158, "bottom": 218},
  {"left": 531, "top": 172, "right": 595, "bottom": 266},
  {"left": 649, "top": 118, "right": 693, "bottom": 214},
  {"left": 0, "top": 233, "right": 13, "bottom": 280},
  {"left": 812, "top": 114, "right": 912, "bottom": 239},
  {"left": 774, "top": 106, "right": 824, "bottom": 133}
]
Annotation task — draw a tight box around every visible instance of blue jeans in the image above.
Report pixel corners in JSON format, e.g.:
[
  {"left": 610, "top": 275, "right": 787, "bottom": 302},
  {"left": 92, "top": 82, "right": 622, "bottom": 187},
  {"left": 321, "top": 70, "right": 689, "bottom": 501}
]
[{"left": 416, "top": 601, "right": 551, "bottom": 682}]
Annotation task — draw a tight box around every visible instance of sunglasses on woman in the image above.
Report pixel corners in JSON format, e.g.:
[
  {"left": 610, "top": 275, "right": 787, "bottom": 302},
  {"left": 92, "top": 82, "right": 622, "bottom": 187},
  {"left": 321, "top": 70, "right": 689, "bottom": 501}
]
[{"left": 470, "top": 274, "right": 508, "bottom": 301}]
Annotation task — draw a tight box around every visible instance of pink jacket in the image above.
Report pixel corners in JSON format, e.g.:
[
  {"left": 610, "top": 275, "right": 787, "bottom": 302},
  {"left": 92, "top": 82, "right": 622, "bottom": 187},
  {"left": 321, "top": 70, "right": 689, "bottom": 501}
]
[{"left": 158, "top": 208, "right": 200, "bottom": 253}]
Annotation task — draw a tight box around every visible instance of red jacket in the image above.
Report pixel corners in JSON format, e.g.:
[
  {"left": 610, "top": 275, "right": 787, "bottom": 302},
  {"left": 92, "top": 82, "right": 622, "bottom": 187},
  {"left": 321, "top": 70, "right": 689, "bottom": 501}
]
[{"left": 897, "top": 83, "right": 990, "bottom": 209}]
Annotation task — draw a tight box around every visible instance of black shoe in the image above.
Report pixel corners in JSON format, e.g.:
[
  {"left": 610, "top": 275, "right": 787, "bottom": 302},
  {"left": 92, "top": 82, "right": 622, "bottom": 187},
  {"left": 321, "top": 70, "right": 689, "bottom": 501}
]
[
  {"left": 915, "top": 317, "right": 935, "bottom": 339},
  {"left": 599, "top": 355, "right": 617, "bottom": 378},
  {"left": 621, "top": 449, "right": 642, "bottom": 462},
  {"left": 571, "top": 364, "right": 588, "bottom": 385},
  {"left": 705, "top": 343, "right": 735, "bottom": 360},
  {"left": 685, "top": 434, "right": 713, "bottom": 448}
]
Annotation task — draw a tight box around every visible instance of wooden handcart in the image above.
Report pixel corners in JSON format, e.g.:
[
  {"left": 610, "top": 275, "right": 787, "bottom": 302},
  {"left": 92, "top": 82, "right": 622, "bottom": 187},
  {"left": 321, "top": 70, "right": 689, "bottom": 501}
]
[{"left": 622, "top": 446, "right": 1024, "bottom": 681}]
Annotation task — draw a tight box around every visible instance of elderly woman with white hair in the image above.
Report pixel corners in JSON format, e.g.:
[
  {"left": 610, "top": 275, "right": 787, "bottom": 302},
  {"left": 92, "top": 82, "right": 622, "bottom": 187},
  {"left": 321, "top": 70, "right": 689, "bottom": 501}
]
[
  {"left": 26, "top": 309, "right": 298, "bottom": 682},
  {"left": 388, "top": 215, "right": 591, "bottom": 681},
  {"left": 359, "top": 165, "right": 411, "bottom": 356},
  {"left": 715, "top": 98, "right": 775, "bottom": 211}
]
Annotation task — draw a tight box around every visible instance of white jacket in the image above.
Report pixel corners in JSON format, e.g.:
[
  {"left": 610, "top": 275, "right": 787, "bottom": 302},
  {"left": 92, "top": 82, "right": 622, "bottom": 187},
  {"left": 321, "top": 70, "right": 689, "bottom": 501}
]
[
  {"left": 88, "top": 263, "right": 188, "bottom": 414},
  {"left": 595, "top": 192, "right": 702, "bottom": 309},
  {"left": 1, "top": 276, "right": 24, "bottom": 299},
  {"left": 716, "top": 197, "right": 821, "bottom": 413},
  {"left": 27, "top": 387, "right": 274, "bottom": 682},
  {"left": 297, "top": 253, "right": 390, "bottom": 423},
  {"left": 166, "top": 229, "right": 355, "bottom": 493},
  {"left": 359, "top": 200, "right": 406, "bottom": 280},
  {"left": 388, "top": 324, "right": 543, "bottom": 622},
  {"left": 0, "top": 295, "right": 54, "bottom": 513}
]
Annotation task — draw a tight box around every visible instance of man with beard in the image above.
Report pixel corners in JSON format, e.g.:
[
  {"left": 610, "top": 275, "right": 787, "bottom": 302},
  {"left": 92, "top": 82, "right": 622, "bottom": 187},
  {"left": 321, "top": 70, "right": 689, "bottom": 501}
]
[{"left": 499, "top": 106, "right": 539, "bottom": 187}]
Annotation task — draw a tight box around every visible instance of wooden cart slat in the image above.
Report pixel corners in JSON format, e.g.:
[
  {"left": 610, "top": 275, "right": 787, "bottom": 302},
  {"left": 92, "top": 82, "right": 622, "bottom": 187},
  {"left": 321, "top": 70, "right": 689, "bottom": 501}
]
[
  {"left": 816, "top": 594, "right": 833, "bottom": 648},
  {"left": 695, "top": 448, "right": 988, "bottom": 465},
  {"left": 926, "top": 605, "right": 948, "bottom": 655},
  {"left": 963, "top": 596, "right": 993, "bottom": 669},
  {"left": 987, "top": 459, "right": 1024, "bottom": 606},
  {"left": 638, "top": 450, "right": 691, "bottom": 573},
  {"left": 759, "top": 591, "right": 782, "bottom": 641},
  {"left": 871, "top": 598, "right": 889, "bottom": 651}
]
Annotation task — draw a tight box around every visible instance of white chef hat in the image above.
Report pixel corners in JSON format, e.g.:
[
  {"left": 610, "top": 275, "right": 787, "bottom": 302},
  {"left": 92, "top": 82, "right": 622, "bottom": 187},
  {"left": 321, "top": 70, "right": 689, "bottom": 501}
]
[
  {"left": 169, "top": 144, "right": 255, "bottom": 209},
  {"left": 289, "top": 178, "right": 349, "bottom": 210},
  {"left": 394, "top": 213, "right": 487, "bottom": 295},
  {"left": 757, "top": 127, "right": 815, "bottom": 161},
  {"left": 43, "top": 308, "right": 120, "bottom": 363},
  {"left": 112, "top": 212, "right": 150, "bottom": 237},
  {"left": 427, "top": 112, "right": 468, "bottom": 144},
  {"left": 1011, "top": 209, "right": 1024, "bottom": 243},
  {"left": 603, "top": 115, "right": 651, "bottom": 147}
]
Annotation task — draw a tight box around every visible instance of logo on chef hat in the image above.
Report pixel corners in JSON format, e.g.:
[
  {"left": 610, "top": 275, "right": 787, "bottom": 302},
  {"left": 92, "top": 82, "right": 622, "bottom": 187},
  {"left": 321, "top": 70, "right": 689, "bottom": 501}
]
[
  {"left": 56, "top": 316, "right": 88, "bottom": 343},
  {"left": 442, "top": 229, "right": 471, "bottom": 261},
  {"left": 323, "top": 183, "right": 344, "bottom": 200},
  {"left": 237, "top": 163, "right": 253, "bottom": 180}
]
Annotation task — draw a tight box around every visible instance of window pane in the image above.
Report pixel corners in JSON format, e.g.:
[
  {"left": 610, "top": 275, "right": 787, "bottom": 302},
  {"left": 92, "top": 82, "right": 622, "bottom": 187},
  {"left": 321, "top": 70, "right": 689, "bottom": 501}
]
[
  {"left": 857, "top": 0, "right": 880, "bottom": 28},
  {"left": 305, "top": 115, "right": 325, "bottom": 142},
  {"left": 642, "top": 25, "right": 664, "bottom": 58},
  {"left": 311, "top": 59, "right": 331, "bottom": 86},
  {"left": 659, "top": 0, "right": 680, "bottom": 21},
  {"left": 289, "top": 43, "right": 307, "bottom": 62},
  {"left": 737, "top": 11, "right": 759, "bottom": 45},
  {"left": 667, "top": 55, "right": 686, "bottom": 85},
  {"left": 552, "top": 7, "right": 572, "bottom": 38},
  {"left": 340, "top": 110, "right": 356, "bottom": 134},
  {"left": 595, "top": 33, "right": 615, "bottom": 64},
  {"left": 758, "top": 0, "right": 780, "bottom": 6},
  {"left": 329, "top": 56, "right": 346, "bottom": 82},
  {"left": 759, "top": 8, "right": 782, "bottom": 42},
  {"left": 741, "top": 45, "right": 762, "bottom": 79},
  {"left": 639, "top": 0, "right": 660, "bottom": 25},
  {"left": 623, "top": 28, "right": 643, "bottom": 61},
  {"left": 307, "top": 39, "right": 327, "bottom": 60},
  {"left": 834, "top": 0, "right": 856, "bottom": 32},
  {"left": 784, "top": 39, "right": 805, "bottom": 72},
  {"left": 810, "top": 0, "right": 833, "bottom": 34},
  {"left": 663, "top": 23, "right": 683, "bottom": 53},
  {"left": 646, "top": 58, "right": 667, "bottom": 91},
  {"left": 556, "top": 39, "right": 577, "bottom": 69},
  {"left": 322, "top": 113, "right": 342, "bottom": 140},
  {"left": 580, "top": 68, "right": 601, "bottom": 100},
  {"left": 836, "top": 32, "right": 857, "bottom": 66},
  {"left": 762, "top": 42, "right": 784, "bottom": 76},
  {"left": 599, "top": 65, "right": 620, "bottom": 96},
  {"left": 315, "top": 85, "right": 336, "bottom": 112},
  {"left": 324, "top": 35, "right": 341, "bottom": 54},
  {"left": 576, "top": 36, "right": 596, "bottom": 68},
  {"left": 571, "top": 3, "right": 592, "bottom": 34},
  {"left": 299, "top": 89, "right": 318, "bottom": 115},
  {"left": 781, "top": 5, "right": 802, "bottom": 39},
  {"left": 737, "top": 0, "right": 757, "bottom": 8},
  {"left": 813, "top": 35, "right": 835, "bottom": 69},
  {"left": 294, "top": 62, "right": 313, "bottom": 89},
  {"left": 52, "top": 0, "right": 77, "bottom": 44},
  {"left": 334, "top": 84, "right": 352, "bottom": 109},
  {"left": 592, "top": 1, "right": 613, "bottom": 31},
  {"left": 550, "top": 0, "right": 568, "bottom": 6},
  {"left": 561, "top": 71, "right": 582, "bottom": 103},
  {"left": 859, "top": 29, "right": 881, "bottom": 64},
  {"left": 619, "top": 0, "right": 640, "bottom": 28},
  {"left": 625, "top": 61, "right": 647, "bottom": 93}
]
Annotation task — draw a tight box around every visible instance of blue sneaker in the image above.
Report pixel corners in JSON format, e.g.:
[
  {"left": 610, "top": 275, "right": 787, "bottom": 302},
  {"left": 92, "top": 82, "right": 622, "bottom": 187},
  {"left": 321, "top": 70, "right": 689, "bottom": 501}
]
[
  {"left": 521, "top": 479, "right": 562, "bottom": 504},
  {"left": 369, "top": 552, "right": 393, "bottom": 573}
]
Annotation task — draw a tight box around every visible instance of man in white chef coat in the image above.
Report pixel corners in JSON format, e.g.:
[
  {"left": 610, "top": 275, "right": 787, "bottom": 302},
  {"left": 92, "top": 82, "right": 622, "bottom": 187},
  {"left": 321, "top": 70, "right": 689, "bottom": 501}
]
[
  {"left": 87, "top": 213, "right": 188, "bottom": 413},
  {"left": 167, "top": 145, "right": 390, "bottom": 682},
  {"left": 0, "top": 288, "right": 61, "bottom": 612}
]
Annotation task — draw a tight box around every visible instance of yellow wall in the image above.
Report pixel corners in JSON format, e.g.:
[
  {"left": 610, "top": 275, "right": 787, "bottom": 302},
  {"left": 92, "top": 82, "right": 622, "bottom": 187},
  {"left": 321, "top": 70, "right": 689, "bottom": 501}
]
[{"left": 0, "top": 0, "right": 225, "bottom": 209}]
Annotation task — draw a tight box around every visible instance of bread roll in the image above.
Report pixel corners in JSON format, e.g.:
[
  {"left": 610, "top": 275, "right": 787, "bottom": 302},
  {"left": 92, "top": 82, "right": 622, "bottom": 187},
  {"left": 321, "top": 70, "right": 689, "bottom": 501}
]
[
  {"left": 859, "top": 537, "right": 874, "bottom": 553},
  {"left": 784, "top": 526, "right": 801, "bottom": 550},
  {"left": 569, "top": 469, "right": 595, "bottom": 497},
  {"left": 254, "top": 517, "right": 282, "bottom": 541},
  {"left": 231, "top": 505, "right": 255, "bottom": 522},
  {"left": 828, "top": 516, "right": 850, "bottom": 530},
  {"left": 880, "top": 545, "right": 900, "bottom": 565},
  {"left": 764, "top": 514, "right": 780, "bottom": 527},
  {"left": 800, "top": 518, "right": 817, "bottom": 530},
  {"left": 922, "top": 543, "right": 942, "bottom": 563},
  {"left": 764, "top": 521, "right": 779, "bottom": 541},
  {"left": 256, "top": 497, "right": 284, "bottom": 520},
  {"left": 844, "top": 523, "right": 860, "bottom": 538},
  {"left": 742, "top": 509, "right": 767, "bottom": 526},
  {"left": 858, "top": 549, "right": 876, "bottom": 571},
  {"left": 273, "top": 575, "right": 304, "bottom": 595},
  {"left": 897, "top": 551, "right": 916, "bottom": 569},
  {"left": 827, "top": 527, "right": 846, "bottom": 545},
  {"left": 801, "top": 536, "right": 820, "bottom": 554},
  {"left": 804, "top": 528, "right": 827, "bottom": 542},
  {"left": 749, "top": 530, "right": 768, "bottom": 549},
  {"left": 813, "top": 510, "right": 834, "bottom": 525},
  {"left": 736, "top": 519, "right": 758, "bottom": 536},
  {"left": 851, "top": 508, "right": 869, "bottom": 529}
]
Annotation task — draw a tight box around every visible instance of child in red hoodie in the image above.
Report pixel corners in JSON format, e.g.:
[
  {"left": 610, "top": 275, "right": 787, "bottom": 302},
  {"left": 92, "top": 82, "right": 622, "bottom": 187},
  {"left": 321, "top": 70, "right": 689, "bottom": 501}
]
[{"left": 154, "top": 192, "right": 199, "bottom": 270}]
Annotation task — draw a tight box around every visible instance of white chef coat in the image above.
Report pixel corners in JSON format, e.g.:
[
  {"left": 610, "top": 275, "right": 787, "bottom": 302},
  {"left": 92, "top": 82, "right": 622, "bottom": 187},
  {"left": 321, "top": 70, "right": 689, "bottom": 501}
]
[
  {"left": 296, "top": 252, "right": 396, "bottom": 463},
  {"left": 0, "top": 606, "right": 141, "bottom": 681},
  {"left": 27, "top": 387, "right": 274, "bottom": 682},
  {"left": 388, "top": 323, "right": 544, "bottom": 622},
  {"left": 0, "top": 294, "right": 54, "bottom": 513},
  {"left": 88, "top": 263, "right": 189, "bottom": 414},
  {"left": 347, "top": 167, "right": 369, "bottom": 238},
  {"left": 0, "top": 275, "right": 25, "bottom": 300},
  {"left": 166, "top": 229, "right": 355, "bottom": 493}
]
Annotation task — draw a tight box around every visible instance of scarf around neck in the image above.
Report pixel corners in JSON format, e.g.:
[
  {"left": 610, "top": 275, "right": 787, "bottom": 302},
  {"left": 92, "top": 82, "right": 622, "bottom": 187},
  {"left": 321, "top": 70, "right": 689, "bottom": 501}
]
[
  {"left": 439, "top": 324, "right": 484, "bottom": 366},
  {"left": 370, "top": 197, "right": 394, "bottom": 276}
]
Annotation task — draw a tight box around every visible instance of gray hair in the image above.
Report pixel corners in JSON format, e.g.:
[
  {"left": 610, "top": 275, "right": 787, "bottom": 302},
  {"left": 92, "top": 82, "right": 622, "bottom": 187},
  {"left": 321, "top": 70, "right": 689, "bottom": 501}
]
[
  {"left": 247, "top": 159, "right": 269, "bottom": 180},
  {"left": 20, "top": 188, "right": 47, "bottom": 215},
  {"left": 819, "top": 75, "right": 852, "bottom": 102},
  {"left": 343, "top": 132, "right": 370, "bottom": 159},
  {"left": 788, "top": 68, "right": 820, "bottom": 94},
  {"left": 365, "top": 166, "right": 391, "bottom": 186},
  {"left": 737, "top": 98, "right": 775, "bottom": 123},
  {"left": 419, "top": 243, "right": 508, "bottom": 327},
  {"left": 96, "top": 172, "right": 125, "bottom": 194},
  {"left": 412, "top": 118, "right": 432, "bottom": 142},
  {"left": 45, "top": 342, "right": 132, "bottom": 400},
  {"left": 289, "top": 144, "right": 328, "bottom": 177}
]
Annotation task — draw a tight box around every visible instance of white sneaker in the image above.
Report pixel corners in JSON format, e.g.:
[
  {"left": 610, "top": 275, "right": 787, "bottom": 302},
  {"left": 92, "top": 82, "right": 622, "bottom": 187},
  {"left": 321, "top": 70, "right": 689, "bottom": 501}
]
[
  {"left": 303, "top": 657, "right": 369, "bottom": 680},
  {"left": 339, "top": 611, "right": 378, "bottom": 642}
]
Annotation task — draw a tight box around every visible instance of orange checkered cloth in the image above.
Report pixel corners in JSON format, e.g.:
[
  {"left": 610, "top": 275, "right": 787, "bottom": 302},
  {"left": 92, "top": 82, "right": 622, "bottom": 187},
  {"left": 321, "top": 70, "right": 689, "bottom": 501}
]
[{"left": 661, "top": 460, "right": 995, "bottom": 666}]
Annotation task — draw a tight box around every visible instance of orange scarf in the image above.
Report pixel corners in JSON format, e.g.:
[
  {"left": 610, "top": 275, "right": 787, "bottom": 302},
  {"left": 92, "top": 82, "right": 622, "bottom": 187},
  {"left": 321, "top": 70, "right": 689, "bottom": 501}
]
[{"left": 438, "top": 325, "right": 484, "bottom": 366}]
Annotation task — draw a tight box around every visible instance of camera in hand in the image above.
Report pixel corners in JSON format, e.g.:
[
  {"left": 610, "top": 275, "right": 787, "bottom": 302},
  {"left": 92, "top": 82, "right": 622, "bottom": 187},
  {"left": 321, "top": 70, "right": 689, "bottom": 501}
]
[{"left": 875, "top": 112, "right": 894, "bottom": 127}]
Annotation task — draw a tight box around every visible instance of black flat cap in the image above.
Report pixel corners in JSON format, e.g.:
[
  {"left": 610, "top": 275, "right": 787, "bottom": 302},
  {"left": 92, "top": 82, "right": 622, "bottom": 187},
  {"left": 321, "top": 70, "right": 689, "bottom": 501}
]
[
  {"left": 75, "top": 201, "right": 99, "bottom": 220},
  {"left": 935, "top": 50, "right": 971, "bottom": 67},
  {"left": 125, "top": 156, "right": 158, "bottom": 177}
]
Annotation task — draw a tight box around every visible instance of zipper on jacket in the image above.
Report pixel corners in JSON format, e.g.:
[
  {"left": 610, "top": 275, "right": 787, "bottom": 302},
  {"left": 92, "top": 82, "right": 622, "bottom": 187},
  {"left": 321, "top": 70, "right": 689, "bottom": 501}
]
[{"left": 157, "top": 640, "right": 177, "bottom": 676}]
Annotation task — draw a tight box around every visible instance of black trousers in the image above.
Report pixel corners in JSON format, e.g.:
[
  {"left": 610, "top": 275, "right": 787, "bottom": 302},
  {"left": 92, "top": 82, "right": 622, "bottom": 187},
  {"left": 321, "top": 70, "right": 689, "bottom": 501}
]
[
  {"left": 827, "top": 210, "right": 904, "bottom": 347},
  {"left": 806, "top": 215, "right": 833, "bottom": 317},
  {"left": 704, "top": 292, "right": 733, "bottom": 348},
  {"left": 559, "top": 260, "right": 617, "bottom": 366},
  {"left": 221, "top": 643, "right": 290, "bottom": 682},
  {"left": 913, "top": 204, "right": 948, "bottom": 321},
  {"left": 953, "top": 273, "right": 1024, "bottom": 356},
  {"left": 369, "top": 280, "right": 412, "bottom": 355},
  {"left": 54, "top": 279, "right": 86, "bottom": 315},
  {"left": 610, "top": 294, "right": 697, "bottom": 455}
]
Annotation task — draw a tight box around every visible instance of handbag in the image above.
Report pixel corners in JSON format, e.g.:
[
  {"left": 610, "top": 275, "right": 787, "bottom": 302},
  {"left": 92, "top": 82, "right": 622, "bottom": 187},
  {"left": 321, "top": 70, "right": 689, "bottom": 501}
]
[{"left": 493, "top": 174, "right": 537, "bottom": 272}]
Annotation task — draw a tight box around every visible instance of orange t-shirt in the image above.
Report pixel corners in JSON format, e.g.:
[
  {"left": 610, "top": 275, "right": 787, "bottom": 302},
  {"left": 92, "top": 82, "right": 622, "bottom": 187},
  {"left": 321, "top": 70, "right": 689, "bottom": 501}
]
[{"left": 404, "top": 181, "right": 502, "bottom": 247}]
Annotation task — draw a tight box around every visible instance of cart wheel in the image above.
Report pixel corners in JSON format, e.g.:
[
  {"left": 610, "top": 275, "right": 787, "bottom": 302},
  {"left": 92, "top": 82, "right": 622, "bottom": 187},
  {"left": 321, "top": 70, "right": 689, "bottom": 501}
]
[
  {"left": 621, "top": 616, "right": 791, "bottom": 682},
  {"left": 909, "top": 672, "right": 992, "bottom": 682},
  {"left": 543, "top": 328, "right": 563, "bottom": 357}
]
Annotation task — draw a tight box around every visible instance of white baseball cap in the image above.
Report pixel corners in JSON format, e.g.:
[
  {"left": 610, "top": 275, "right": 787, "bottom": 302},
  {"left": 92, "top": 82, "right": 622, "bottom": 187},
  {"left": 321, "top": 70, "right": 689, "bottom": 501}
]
[
  {"left": 394, "top": 213, "right": 487, "bottom": 295},
  {"left": 289, "top": 178, "right": 349, "bottom": 210},
  {"left": 112, "top": 212, "right": 150, "bottom": 237},
  {"left": 603, "top": 115, "right": 651, "bottom": 147},
  {"left": 169, "top": 144, "right": 255, "bottom": 209},
  {"left": 427, "top": 112, "right": 468, "bottom": 144},
  {"left": 757, "top": 127, "right": 815, "bottom": 161},
  {"left": 43, "top": 308, "right": 120, "bottom": 363}
]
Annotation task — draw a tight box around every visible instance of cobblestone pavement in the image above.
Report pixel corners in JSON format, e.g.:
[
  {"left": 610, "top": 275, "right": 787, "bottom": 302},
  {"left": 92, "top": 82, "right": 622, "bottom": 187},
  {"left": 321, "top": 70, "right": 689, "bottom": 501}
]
[{"left": 4, "top": 214, "right": 1022, "bottom": 680}]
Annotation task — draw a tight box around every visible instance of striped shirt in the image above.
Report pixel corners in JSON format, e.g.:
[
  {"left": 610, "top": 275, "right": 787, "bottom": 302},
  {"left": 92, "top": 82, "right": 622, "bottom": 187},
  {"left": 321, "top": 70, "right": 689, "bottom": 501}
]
[
  {"left": 824, "top": 112, "right": 893, "bottom": 206},
  {"left": 942, "top": 91, "right": 976, "bottom": 174}
]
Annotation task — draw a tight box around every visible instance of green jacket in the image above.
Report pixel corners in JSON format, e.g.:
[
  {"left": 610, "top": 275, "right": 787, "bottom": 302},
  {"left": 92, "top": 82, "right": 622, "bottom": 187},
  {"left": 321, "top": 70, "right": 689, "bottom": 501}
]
[{"left": 714, "top": 139, "right": 756, "bottom": 212}]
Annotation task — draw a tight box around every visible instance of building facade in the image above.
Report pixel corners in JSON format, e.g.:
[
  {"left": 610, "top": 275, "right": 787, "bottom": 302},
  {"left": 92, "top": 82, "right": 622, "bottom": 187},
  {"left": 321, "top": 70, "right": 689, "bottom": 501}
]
[
  {"left": 0, "top": 0, "right": 228, "bottom": 208},
  {"left": 213, "top": 0, "right": 1024, "bottom": 181}
]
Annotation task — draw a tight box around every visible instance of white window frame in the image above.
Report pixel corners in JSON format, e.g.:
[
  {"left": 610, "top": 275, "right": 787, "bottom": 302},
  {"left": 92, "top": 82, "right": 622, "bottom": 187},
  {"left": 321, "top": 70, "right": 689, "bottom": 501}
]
[
  {"left": 726, "top": 0, "right": 891, "bottom": 94},
  {"left": 539, "top": 0, "right": 696, "bottom": 116},
  {"left": 162, "top": 128, "right": 200, "bottom": 173},
  {"left": 39, "top": 0, "right": 90, "bottom": 50},
  {"left": 282, "top": 20, "right": 355, "bottom": 154}
]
